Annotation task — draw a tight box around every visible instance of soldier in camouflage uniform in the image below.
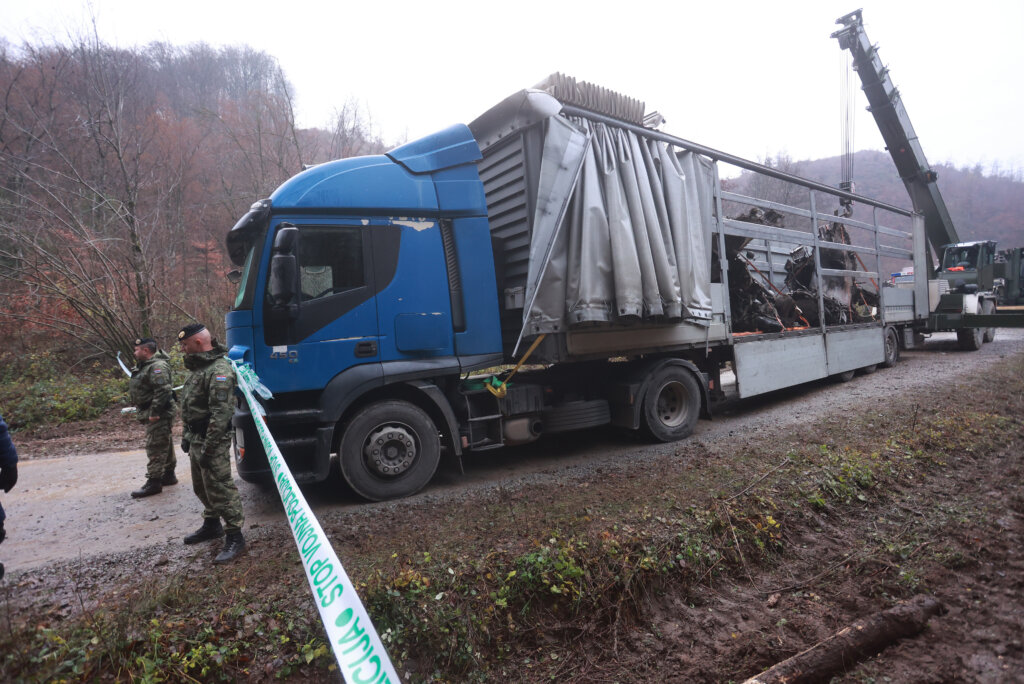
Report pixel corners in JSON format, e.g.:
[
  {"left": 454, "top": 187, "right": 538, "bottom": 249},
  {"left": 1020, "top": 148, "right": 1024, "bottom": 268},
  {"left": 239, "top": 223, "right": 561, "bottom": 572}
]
[
  {"left": 129, "top": 337, "right": 178, "bottom": 498},
  {"left": 177, "top": 323, "right": 246, "bottom": 563}
]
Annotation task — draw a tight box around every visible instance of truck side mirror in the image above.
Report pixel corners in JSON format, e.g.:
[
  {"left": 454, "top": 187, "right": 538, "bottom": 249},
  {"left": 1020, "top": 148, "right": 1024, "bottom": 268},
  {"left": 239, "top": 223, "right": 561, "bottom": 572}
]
[{"left": 268, "top": 225, "right": 300, "bottom": 320}]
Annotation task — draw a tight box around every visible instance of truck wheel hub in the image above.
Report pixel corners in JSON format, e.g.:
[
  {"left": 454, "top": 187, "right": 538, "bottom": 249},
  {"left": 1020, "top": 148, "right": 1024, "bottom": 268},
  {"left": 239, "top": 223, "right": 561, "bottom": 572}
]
[
  {"left": 656, "top": 382, "right": 687, "bottom": 428},
  {"left": 364, "top": 425, "right": 416, "bottom": 476}
]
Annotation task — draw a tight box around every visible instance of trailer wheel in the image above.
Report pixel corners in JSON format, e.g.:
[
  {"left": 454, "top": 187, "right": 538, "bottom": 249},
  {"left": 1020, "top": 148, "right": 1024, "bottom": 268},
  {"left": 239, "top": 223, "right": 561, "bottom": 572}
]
[
  {"left": 982, "top": 300, "right": 996, "bottom": 343},
  {"left": 881, "top": 327, "right": 900, "bottom": 368},
  {"left": 640, "top": 366, "right": 701, "bottom": 442},
  {"left": 859, "top": 364, "right": 878, "bottom": 375},
  {"left": 338, "top": 400, "right": 440, "bottom": 502},
  {"left": 832, "top": 369, "right": 856, "bottom": 383},
  {"left": 957, "top": 325, "right": 983, "bottom": 351}
]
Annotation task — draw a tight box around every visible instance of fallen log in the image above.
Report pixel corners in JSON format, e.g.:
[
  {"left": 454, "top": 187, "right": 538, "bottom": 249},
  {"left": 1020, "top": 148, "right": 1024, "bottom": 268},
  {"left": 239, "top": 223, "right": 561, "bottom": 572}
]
[{"left": 743, "top": 594, "right": 946, "bottom": 684}]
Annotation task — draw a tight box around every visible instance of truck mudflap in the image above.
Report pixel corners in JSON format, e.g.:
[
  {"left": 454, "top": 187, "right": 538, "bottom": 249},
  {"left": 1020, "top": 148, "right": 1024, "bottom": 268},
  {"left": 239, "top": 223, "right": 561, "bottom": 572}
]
[{"left": 406, "top": 380, "right": 463, "bottom": 458}]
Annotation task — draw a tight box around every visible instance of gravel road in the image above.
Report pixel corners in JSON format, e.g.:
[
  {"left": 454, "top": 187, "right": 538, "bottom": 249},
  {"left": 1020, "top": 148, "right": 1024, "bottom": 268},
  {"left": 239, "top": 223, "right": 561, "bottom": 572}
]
[{"left": 4, "top": 329, "right": 1023, "bottom": 575}]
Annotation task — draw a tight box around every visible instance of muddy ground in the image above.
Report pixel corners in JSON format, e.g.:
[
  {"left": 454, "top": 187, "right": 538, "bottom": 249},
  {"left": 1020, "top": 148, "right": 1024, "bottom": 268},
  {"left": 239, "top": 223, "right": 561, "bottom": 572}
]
[{"left": 2, "top": 330, "right": 1023, "bottom": 682}]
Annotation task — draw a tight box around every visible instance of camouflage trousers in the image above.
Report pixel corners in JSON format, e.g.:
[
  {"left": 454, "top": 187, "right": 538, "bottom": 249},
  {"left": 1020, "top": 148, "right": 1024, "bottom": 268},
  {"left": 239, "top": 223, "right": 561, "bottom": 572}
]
[
  {"left": 188, "top": 433, "right": 244, "bottom": 534},
  {"left": 143, "top": 415, "right": 177, "bottom": 481}
]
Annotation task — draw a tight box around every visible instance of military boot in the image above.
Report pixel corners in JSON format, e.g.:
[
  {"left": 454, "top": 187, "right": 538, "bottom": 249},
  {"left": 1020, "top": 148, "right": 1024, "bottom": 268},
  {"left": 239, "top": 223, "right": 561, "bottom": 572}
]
[
  {"left": 161, "top": 471, "right": 178, "bottom": 486},
  {"left": 183, "top": 518, "right": 223, "bottom": 545},
  {"left": 131, "top": 479, "right": 162, "bottom": 498},
  {"left": 213, "top": 531, "right": 246, "bottom": 564}
]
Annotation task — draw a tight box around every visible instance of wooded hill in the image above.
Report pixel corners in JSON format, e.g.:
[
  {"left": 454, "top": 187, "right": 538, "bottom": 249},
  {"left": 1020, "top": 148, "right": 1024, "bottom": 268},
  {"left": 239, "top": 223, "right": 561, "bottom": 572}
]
[
  {"left": 0, "top": 37, "right": 388, "bottom": 360},
  {"left": 730, "top": 151, "right": 1024, "bottom": 251}
]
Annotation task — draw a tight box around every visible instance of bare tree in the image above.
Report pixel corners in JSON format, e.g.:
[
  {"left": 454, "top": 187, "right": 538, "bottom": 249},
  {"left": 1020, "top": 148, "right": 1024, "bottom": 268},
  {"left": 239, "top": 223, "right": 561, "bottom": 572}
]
[
  {"left": 0, "top": 35, "right": 385, "bottom": 360},
  {"left": 323, "top": 98, "right": 388, "bottom": 161},
  {"left": 0, "top": 36, "right": 216, "bottom": 357}
]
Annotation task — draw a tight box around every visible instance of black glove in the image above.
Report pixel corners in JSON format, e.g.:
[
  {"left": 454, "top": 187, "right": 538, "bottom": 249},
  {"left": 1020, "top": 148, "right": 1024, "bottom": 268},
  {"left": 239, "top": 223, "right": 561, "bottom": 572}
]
[
  {"left": 0, "top": 463, "right": 16, "bottom": 493},
  {"left": 181, "top": 438, "right": 190, "bottom": 454},
  {"left": 0, "top": 520, "right": 6, "bottom": 545}
]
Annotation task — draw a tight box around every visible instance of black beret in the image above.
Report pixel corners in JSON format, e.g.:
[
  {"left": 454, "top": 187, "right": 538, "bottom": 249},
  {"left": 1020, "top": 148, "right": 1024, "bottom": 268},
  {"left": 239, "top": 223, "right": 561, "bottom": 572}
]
[
  {"left": 177, "top": 323, "right": 207, "bottom": 341},
  {"left": 134, "top": 337, "right": 157, "bottom": 347}
]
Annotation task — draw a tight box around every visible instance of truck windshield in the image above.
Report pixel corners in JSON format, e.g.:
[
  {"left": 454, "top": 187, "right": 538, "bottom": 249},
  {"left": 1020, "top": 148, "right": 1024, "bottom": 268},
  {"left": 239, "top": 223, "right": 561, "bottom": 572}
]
[{"left": 941, "top": 245, "right": 978, "bottom": 271}]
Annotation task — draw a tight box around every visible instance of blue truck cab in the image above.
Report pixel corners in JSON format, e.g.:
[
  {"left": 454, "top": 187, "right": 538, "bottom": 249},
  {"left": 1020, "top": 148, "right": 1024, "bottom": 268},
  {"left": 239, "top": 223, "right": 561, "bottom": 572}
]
[{"left": 225, "top": 124, "right": 503, "bottom": 499}]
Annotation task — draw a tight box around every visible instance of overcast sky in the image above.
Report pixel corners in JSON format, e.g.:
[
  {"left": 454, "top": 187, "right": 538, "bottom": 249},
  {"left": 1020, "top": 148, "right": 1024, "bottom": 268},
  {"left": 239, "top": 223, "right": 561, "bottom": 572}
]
[{"left": 2, "top": 0, "right": 1022, "bottom": 176}]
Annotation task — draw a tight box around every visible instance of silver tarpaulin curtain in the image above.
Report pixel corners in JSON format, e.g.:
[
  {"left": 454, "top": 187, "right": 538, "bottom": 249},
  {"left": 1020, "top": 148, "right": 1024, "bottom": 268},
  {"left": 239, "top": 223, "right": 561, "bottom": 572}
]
[{"left": 523, "top": 115, "right": 714, "bottom": 340}]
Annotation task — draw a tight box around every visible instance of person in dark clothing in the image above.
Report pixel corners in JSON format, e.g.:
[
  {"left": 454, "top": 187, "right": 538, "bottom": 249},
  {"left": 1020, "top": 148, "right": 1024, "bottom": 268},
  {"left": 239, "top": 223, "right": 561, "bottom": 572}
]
[{"left": 0, "top": 414, "right": 19, "bottom": 581}]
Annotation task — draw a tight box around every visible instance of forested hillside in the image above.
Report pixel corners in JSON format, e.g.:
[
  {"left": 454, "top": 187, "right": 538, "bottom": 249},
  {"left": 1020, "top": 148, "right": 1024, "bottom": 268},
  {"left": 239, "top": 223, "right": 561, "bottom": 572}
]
[
  {"left": 0, "top": 37, "right": 387, "bottom": 360},
  {"left": 731, "top": 151, "right": 1024, "bottom": 249}
]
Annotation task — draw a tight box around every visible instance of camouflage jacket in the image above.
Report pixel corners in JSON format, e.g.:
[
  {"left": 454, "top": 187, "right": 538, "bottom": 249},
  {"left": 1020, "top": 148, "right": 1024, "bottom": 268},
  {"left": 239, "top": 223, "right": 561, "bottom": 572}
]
[
  {"left": 180, "top": 342, "right": 236, "bottom": 445},
  {"left": 128, "top": 350, "right": 176, "bottom": 422}
]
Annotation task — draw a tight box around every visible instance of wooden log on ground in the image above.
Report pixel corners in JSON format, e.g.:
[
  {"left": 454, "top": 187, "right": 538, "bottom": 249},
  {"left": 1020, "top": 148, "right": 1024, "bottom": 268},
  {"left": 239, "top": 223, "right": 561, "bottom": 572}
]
[{"left": 743, "top": 594, "right": 945, "bottom": 684}]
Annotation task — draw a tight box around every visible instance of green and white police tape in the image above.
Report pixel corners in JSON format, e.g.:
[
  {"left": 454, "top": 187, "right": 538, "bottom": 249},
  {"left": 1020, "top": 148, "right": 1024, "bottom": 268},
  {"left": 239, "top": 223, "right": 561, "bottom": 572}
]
[{"left": 232, "top": 360, "right": 400, "bottom": 684}]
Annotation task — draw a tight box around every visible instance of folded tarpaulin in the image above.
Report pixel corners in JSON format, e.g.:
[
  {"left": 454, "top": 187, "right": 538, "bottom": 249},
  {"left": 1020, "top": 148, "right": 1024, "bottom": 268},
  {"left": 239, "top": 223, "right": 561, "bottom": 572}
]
[{"left": 520, "top": 112, "right": 715, "bottom": 348}]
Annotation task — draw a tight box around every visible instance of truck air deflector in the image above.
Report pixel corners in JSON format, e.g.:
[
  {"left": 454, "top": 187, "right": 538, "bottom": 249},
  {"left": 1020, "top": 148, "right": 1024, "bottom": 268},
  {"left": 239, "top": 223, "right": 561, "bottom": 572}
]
[
  {"left": 271, "top": 157, "right": 438, "bottom": 213},
  {"left": 432, "top": 165, "right": 489, "bottom": 216},
  {"left": 386, "top": 124, "right": 482, "bottom": 174}
]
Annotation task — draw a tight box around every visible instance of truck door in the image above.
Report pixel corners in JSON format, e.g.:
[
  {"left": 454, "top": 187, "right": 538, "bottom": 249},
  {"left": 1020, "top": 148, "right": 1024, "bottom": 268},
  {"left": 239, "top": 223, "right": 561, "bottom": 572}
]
[
  {"left": 373, "top": 219, "right": 455, "bottom": 362},
  {"left": 261, "top": 220, "right": 394, "bottom": 392}
]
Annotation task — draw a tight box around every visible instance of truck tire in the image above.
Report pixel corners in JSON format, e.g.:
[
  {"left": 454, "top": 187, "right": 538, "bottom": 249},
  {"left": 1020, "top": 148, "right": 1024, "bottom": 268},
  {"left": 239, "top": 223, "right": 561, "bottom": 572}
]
[
  {"left": 832, "top": 369, "right": 856, "bottom": 383},
  {"left": 639, "top": 366, "right": 701, "bottom": 442},
  {"left": 338, "top": 400, "right": 440, "bottom": 502},
  {"left": 982, "top": 300, "right": 996, "bottom": 343},
  {"left": 881, "top": 327, "right": 900, "bottom": 368},
  {"left": 957, "top": 326, "right": 983, "bottom": 351}
]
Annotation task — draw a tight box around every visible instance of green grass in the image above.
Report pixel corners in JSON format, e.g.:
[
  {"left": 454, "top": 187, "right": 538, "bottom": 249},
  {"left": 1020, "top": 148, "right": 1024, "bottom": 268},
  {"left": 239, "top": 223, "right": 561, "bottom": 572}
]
[{"left": 0, "top": 351, "right": 129, "bottom": 430}]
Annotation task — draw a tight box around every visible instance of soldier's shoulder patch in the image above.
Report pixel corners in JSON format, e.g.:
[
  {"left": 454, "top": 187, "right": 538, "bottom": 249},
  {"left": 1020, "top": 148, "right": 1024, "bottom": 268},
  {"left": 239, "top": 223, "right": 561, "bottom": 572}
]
[
  {"left": 153, "top": 368, "right": 163, "bottom": 374},
  {"left": 215, "top": 375, "right": 228, "bottom": 382}
]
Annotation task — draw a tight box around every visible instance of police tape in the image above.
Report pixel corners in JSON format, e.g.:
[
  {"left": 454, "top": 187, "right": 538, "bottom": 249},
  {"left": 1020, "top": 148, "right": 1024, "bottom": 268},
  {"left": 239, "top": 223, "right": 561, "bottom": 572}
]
[{"left": 232, "top": 360, "right": 400, "bottom": 683}]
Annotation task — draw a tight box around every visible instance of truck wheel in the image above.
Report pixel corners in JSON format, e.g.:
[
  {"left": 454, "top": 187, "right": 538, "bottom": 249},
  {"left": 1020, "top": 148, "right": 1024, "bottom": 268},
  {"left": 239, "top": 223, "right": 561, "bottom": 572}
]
[
  {"left": 881, "top": 327, "right": 900, "bottom": 368},
  {"left": 982, "top": 300, "right": 996, "bottom": 343},
  {"left": 832, "top": 369, "right": 856, "bottom": 383},
  {"left": 639, "top": 366, "right": 701, "bottom": 442},
  {"left": 957, "top": 326, "right": 983, "bottom": 351},
  {"left": 338, "top": 400, "right": 440, "bottom": 502}
]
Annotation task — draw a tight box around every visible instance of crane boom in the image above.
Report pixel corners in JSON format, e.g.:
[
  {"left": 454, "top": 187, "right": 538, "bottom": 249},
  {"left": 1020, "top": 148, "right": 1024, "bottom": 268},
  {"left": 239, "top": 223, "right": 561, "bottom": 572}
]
[{"left": 832, "top": 9, "right": 958, "bottom": 265}]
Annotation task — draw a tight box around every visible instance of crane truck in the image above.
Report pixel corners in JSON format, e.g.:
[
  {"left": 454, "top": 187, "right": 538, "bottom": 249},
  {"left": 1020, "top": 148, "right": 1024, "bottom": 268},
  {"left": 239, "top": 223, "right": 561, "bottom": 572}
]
[
  {"left": 833, "top": 9, "right": 1024, "bottom": 349},
  {"left": 995, "top": 248, "right": 1024, "bottom": 307}
]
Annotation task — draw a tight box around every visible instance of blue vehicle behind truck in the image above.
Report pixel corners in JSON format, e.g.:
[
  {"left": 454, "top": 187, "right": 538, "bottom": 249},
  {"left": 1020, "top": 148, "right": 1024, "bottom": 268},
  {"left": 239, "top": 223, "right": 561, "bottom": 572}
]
[{"left": 225, "top": 74, "right": 943, "bottom": 502}]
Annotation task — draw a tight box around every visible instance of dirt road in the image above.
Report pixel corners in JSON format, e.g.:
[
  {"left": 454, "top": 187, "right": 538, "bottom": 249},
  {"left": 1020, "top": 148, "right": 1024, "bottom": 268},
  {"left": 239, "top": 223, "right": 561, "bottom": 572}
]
[{"left": 4, "top": 329, "right": 1023, "bottom": 575}]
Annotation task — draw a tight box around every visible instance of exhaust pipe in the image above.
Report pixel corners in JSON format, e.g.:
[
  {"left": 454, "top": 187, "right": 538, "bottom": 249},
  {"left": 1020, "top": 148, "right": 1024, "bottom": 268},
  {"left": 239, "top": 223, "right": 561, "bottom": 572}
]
[{"left": 503, "top": 416, "right": 543, "bottom": 445}]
